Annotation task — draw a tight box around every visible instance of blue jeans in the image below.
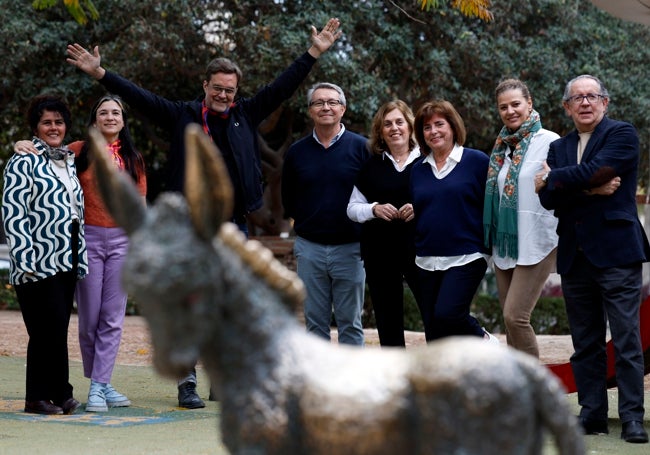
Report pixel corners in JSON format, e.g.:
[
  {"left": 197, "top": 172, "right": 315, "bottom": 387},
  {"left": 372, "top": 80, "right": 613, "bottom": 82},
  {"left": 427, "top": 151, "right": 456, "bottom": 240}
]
[{"left": 294, "top": 237, "right": 365, "bottom": 345}]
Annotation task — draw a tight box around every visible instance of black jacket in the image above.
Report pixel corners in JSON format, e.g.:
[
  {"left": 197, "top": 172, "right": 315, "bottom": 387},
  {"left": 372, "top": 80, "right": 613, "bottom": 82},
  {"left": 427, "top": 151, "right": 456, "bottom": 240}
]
[{"left": 100, "top": 52, "right": 317, "bottom": 215}]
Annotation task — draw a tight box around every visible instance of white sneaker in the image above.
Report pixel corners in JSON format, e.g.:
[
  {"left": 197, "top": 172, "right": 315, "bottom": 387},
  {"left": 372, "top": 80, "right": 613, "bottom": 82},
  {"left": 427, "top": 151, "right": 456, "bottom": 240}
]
[
  {"left": 103, "top": 383, "right": 131, "bottom": 407},
  {"left": 483, "top": 328, "right": 500, "bottom": 345},
  {"left": 86, "top": 381, "right": 108, "bottom": 412}
]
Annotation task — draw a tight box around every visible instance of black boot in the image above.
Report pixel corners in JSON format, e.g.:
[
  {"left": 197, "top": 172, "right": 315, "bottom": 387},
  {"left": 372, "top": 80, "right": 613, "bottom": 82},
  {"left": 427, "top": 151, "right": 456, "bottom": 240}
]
[{"left": 177, "top": 381, "right": 205, "bottom": 409}]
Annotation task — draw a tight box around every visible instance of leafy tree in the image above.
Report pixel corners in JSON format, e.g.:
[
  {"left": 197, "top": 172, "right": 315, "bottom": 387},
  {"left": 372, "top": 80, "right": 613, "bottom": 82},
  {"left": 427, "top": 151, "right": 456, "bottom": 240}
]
[
  {"left": 1, "top": 0, "right": 649, "bottom": 234},
  {"left": 32, "top": 0, "right": 99, "bottom": 24},
  {"left": 418, "top": 0, "right": 493, "bottom": 21}
]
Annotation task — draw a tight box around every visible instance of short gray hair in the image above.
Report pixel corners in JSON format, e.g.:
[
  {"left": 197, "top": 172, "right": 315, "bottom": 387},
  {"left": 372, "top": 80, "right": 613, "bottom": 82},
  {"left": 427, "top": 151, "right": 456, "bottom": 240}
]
[
  {"left": 562, "top": 74, "right": 609, "bottom": 102},
  {"left": 306, "top": 82, "right": 347, "bottom": 108}
]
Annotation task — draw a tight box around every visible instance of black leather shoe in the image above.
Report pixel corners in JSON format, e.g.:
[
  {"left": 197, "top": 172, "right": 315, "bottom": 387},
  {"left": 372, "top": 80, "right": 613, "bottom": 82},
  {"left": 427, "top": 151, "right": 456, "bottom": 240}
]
[
  {"left": 58, "top": 398, "right": 81, "bottom": 415},
  {"left": 578, "top": 416, "right": 609, "bottom": 435},
  {"left": 24, "top": 400, "right": 64, "bottom": 415},
  {"left": 178, "top": 382, "right": 205, "bottom": 409},
  {"left": 621, "top": 420, "right": 649, "bottom": 443}
]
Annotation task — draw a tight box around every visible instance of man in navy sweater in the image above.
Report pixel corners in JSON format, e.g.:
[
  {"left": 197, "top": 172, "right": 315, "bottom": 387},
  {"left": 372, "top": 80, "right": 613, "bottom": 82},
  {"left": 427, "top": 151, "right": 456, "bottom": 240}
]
[
  {"left": 282, "top": 82, "right": 369, "bottom": 345},
  {"left": 67, "top": 19, "right": 342, "bottom": 409}
]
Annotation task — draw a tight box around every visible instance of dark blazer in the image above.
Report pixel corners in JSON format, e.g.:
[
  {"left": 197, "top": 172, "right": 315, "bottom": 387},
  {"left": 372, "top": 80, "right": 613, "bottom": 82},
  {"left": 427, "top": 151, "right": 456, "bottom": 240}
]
[{"left": 539, "top": 116, "right": 650, "bottom": 274}]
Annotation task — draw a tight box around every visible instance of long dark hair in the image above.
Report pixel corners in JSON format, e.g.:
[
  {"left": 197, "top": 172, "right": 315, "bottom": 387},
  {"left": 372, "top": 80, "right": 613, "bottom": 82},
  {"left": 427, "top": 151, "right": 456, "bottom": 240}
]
[{"left": 76, "top": 94, "right": 145, "bottom": 183}]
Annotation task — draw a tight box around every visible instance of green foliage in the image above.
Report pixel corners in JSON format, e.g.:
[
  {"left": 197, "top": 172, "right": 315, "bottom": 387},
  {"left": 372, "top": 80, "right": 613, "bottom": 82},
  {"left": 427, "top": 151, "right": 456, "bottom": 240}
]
[
  {"left": 0, "top": 268, "right": 139, "bottom": 314},
  {"left": 0, "top": 270, "right": 19, "bottom": 310},
  {"left": 418, "top": 0, "right": 493, "bottom": 21},
  {"left": 363, "top": 284, "right": 569, "bottom": 334},
  {"left": 125, "top": 296, "right": 140, "bottom": 316},
  {"left": 0, "top": 263, "right": 565, "bottom": 335},
  {"left": 403, "top": 286, "right": 425, "bottom": 331},
  {"left": 1, "top": 0, "right": 650, "bottom": 227},
  {"left": 362, "top": 284, "right": 425, "bottom": 331},
  {"left": 471, "top": 294, "right": 571, "bottom": 335},
  {"left": 32, "top": 0, "right": 99, "bottom": 25}
]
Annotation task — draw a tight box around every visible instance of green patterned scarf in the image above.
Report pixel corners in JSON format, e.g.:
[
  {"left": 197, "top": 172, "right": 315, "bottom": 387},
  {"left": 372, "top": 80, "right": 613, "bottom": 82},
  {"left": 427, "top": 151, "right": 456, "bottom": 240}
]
[{"left": 483, "top": 110, "right": 541, "bottom": 259}]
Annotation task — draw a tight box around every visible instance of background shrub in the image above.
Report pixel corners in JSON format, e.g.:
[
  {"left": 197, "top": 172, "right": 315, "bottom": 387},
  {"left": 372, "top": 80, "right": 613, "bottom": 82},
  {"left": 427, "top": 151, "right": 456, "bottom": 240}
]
[
  {"left": 0, "top": 269, "right": 18, "bottom": 311},
  {"left": 362, "top": 283, "right": 570, "bottom": 335},
  {"left": 2, "top": 266, "right": 567, "bottom": 334},
  {"left": 0, "top": 268, "right": 140, "bottom": 315},
  {"left": 470, "top": 294, "right": 570, "bottom": 335}
]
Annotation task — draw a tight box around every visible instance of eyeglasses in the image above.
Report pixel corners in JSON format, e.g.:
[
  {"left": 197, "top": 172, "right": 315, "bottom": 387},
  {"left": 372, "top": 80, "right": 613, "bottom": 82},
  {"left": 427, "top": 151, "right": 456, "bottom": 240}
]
[
  {"left": 210, "top": 85, "right": 237, "bottom": 96},
  {"left": 566, "top": 93, "right": 604, "bottom": 106},
  {"left": 309, "top": 99, "right": 343, "bottom": 109}
]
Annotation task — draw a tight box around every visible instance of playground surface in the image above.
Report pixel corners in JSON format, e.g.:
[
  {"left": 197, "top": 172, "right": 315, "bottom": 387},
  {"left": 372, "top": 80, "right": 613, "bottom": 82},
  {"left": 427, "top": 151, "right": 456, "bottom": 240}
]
[{"left": 1, "top": 311, "right": 648, "bottom": 454}]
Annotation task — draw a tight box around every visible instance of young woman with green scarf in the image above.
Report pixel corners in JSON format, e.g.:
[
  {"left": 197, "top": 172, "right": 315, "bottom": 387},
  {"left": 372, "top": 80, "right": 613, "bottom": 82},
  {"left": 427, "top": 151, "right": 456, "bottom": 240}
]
[{"left": 483, "top": 79, "right": 559, "bottom": 358}]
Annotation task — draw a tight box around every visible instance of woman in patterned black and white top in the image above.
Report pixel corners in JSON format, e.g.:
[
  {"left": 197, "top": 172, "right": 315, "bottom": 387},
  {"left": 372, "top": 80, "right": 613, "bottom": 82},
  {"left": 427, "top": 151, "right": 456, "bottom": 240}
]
[{"left": 2, "top": 95, "right": 88, "bottom": 416}]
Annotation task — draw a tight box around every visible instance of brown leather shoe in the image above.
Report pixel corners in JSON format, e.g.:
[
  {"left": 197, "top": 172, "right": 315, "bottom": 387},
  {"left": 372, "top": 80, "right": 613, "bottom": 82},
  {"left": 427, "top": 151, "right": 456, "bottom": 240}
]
[
  {"left": 24, "top": 400, "right": 64, "bottom": 415},
  {"left": 58, "top": 398, "right": 81, "bottom": 415}
]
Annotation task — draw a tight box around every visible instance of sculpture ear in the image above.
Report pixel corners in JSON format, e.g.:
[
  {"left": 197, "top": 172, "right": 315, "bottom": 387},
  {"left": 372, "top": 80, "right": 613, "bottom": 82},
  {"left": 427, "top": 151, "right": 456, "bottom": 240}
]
[
  {"left": 184, "top": 124, "right": 234, "bottom": 241},
  {"left": 89, "top": 127, "right": 146, "bottom": 234}
]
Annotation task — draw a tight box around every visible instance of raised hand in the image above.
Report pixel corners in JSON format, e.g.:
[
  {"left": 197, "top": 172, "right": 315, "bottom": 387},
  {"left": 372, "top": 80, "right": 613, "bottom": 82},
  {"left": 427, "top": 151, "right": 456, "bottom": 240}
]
[
  {"left": 66, "top": 43, "right": 106, "bottom": 80},
  {"left": 308, "top": 17, "right": 342, "bottom": 58}
]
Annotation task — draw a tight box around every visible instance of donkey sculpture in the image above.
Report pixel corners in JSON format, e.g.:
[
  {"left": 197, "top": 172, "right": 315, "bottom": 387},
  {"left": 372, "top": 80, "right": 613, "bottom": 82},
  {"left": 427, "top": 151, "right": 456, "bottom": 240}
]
[{"left": 89, "top": 125, "right": 584, "bottom": 455}]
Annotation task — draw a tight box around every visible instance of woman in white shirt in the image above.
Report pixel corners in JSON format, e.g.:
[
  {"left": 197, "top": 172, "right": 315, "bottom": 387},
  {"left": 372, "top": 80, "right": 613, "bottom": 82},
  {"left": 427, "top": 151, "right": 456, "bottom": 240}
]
[{"left": 483, "top": 79, "right": 559, "bottom": 358}]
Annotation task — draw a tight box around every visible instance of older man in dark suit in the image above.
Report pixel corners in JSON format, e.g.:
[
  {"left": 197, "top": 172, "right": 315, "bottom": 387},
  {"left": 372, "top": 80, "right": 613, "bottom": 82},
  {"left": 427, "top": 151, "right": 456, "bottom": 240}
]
[{"left": 536, "top": 74, "right": 649, "bottom": 444}]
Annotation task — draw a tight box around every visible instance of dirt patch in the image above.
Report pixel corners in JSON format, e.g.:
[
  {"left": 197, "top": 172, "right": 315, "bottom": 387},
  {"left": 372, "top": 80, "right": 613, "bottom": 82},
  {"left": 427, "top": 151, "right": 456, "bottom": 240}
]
[
  {"left": 0, "top": 310, "right": 154, "bottom": 367},
  {"left": 2, "top": 309, "right": 648, "bottom": 390},
  {"left": 5, "top": 311, "right": 650, "bottom": 390},
  {"left": 0, "top": 310, "right": 573, "bottom": 365}
]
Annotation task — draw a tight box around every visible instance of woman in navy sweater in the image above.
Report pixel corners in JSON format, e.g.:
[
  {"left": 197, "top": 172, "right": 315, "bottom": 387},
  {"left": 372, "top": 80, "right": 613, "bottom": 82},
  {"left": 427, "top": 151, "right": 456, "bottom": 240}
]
[
  {"left": 411, "top": 100, "right": 497, "bottom": 343},
  {"left": 347, "top": 100, "right": 422, "bottom": 346}
]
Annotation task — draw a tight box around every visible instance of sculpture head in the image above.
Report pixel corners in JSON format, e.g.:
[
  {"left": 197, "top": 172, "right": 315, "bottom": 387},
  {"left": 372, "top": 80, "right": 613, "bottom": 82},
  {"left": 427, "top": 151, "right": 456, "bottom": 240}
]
[{"left": 88, "top": 124, "right": 234, "bottom": 378}]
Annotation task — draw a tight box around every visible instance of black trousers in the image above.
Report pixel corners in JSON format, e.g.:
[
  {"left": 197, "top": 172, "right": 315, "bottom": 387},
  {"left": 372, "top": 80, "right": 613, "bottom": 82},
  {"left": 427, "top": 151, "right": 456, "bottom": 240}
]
[
  {"left": 365, "top": 253, "right": 421, "bottom": 347},
  {"left": 14, "top": 222, "right": 78, "bottom": 403},
  {"left": 562, "top": 251, "right": 645, "bottom": 423}
]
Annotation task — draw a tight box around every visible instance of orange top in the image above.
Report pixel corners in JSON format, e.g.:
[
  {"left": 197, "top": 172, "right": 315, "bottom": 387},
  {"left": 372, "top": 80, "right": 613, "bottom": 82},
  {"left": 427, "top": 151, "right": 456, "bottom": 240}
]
[{"left": 69, "top": 140, "right": 147, "bottom": 227}]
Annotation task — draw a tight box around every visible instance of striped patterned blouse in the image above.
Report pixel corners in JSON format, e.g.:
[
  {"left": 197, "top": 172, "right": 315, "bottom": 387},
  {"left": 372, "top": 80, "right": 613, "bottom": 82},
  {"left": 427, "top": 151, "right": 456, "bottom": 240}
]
[{"left": 2, "top": 139, "right": 88, "bottom": 285}]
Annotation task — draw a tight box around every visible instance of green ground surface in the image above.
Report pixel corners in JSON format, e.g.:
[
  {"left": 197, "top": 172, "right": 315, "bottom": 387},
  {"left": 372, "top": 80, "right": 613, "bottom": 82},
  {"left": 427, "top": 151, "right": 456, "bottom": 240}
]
[{"left": 0, "top": 356, "right": 648, "bottom": 454}]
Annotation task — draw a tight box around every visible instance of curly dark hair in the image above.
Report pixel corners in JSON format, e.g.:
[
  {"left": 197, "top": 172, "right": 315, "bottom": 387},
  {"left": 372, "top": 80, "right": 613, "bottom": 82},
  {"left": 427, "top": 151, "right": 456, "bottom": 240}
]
[{"left": 26, "top": 94, "right": 72, "bottom": 136}]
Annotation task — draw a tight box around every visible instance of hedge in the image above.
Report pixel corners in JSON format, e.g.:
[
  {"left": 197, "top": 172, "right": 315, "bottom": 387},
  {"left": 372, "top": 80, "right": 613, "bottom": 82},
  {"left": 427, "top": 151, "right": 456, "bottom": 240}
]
[
  {"left": 363, "top": 285, "right": 570, "bottom": 335},
  {"left": 1, "top": 269, "right": 569, "bottom": 335}
]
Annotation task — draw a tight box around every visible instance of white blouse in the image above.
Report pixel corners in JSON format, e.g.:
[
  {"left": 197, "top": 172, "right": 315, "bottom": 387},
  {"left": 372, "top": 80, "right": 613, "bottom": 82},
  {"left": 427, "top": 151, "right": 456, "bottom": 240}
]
[{"left": 493, "top": 128, "right": 560, "bottom": 269}]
